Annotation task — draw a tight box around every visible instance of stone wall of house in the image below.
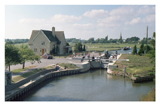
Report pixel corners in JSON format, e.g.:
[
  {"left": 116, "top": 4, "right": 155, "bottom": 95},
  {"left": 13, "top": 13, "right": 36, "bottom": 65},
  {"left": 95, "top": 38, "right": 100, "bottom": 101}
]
[{"left": 29, "top": 31, "right": 50, "bottom": 55}]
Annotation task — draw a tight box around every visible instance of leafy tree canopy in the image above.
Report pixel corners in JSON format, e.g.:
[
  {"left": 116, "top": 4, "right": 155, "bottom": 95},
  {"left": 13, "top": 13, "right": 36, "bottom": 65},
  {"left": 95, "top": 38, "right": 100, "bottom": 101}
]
[{"left": 5, "top": 44, "right": 21, "bottom": 71}]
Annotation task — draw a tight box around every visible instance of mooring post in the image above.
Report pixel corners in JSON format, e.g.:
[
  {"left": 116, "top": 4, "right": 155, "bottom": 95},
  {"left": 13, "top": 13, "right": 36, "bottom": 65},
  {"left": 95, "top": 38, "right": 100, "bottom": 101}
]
[
  {"left": 124, "top": 67, "right": 126, "bottom": 78},
  {"left": 100, "top": 59, "right": 101, "bottom": 69}
]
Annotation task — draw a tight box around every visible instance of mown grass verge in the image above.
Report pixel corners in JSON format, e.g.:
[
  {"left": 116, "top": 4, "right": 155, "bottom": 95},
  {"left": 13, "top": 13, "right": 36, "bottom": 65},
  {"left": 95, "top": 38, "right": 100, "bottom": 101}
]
[
  {"left": 12, "top": 65, "right": 56, "bottom": 83},
  {"left": 113, "top": 54, "right": 154, "bottom": 77},
  {"left": 12, "top": 65, "right": 37, "bottom": 74},
  {"left": 12, "top": 68, "right": 45, "bottom": 83}
]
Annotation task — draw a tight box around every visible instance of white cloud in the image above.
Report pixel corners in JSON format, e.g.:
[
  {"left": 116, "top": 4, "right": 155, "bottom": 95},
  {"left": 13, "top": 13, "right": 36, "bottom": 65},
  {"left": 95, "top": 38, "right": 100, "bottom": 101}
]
[
  {"left": 83, "top": 9, "right": 108, "bottom": 18},
  {"left": 125, "top": 17, "right": 141, "bottom": 25},
  {"left": 97, "top": 15, "right": 122, "bottom": 27},
  {"left": 19, "top": 18, "right": 45, "bottom": 23},
  {"left": 19, "top": 14, "right": 81, "bottom": 24},
  {"left": 50, "top": 14, "right": 81, "bottom": 23},
  {"left": 142, "top": 14, "right": 155, "bottom": 23},
  {"left": 73, "top": 23, "right": 95, "bottom": 29},
  {"left": 110, "top": 6, "right": 135, "bottom": 16},
  {"left": 137, "top": 5, "right": 155, "bottom": 15}
]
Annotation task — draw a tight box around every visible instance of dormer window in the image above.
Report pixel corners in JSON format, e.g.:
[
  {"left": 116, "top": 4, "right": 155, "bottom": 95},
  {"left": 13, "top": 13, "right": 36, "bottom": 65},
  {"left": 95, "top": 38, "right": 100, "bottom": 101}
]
[{"left": 41, "top": 41, "right": 45, "bottom": 45}]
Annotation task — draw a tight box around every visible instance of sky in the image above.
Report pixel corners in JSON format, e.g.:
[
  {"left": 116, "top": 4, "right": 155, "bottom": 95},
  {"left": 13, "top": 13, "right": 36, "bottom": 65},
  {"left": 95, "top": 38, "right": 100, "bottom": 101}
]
[{"left": 5, "top": 5, "right": 155, "bottom": 40}]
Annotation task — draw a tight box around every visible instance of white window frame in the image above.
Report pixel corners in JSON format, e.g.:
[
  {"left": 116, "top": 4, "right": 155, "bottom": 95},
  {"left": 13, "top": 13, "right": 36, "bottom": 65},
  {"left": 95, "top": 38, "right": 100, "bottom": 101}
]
[{"left": 41, "top": 41, "right": 45, "bottom": 45}]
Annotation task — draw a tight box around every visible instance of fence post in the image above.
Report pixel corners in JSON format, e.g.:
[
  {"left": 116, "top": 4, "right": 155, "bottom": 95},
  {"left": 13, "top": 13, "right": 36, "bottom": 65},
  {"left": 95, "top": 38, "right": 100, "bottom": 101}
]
[{"left": 124, "top": 67, "right": 126, "bottom": 78}]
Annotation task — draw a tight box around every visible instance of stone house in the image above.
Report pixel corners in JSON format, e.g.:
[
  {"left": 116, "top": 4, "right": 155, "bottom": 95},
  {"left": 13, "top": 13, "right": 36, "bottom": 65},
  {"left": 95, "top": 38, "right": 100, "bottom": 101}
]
[{"left": 28, "top": 27, "right": 72, "bottom": 55}]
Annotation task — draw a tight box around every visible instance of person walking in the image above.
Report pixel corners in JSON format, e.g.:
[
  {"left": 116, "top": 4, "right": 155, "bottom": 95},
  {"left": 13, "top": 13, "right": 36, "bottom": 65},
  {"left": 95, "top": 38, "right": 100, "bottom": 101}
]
[
  {"left": 88, "top": 53, "right": 90, "bottom": 59},
  {"left": 81, "top": 56, "right": 85, "bottom": 62}
]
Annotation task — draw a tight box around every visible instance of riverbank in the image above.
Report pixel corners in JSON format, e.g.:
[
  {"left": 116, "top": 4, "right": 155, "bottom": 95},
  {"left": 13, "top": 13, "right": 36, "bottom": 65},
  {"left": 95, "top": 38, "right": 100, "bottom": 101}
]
[
  {"left": 141, "top": 88, "right": 155, "bottom": 101},
  {"left": 5, "top": 61, "right": 90, "bottom": 101},
  {"left": 108, "top": 54, "right": 155, "bottom": 81}
]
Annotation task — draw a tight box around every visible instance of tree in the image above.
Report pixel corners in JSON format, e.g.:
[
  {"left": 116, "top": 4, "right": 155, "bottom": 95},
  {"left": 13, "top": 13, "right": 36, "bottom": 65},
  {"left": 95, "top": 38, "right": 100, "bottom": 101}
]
[
  {"left": 83, "top": 45, "right": 86, "bottom": 51},
  {"left": 148, "top": 32, "right": 155, "bottom": 71},
  {"left": 150, "top": 32, "right": 155, "bottom": 50},
  {"left": 5, "top": 44, "right": 21, "bottom": 71},
  {"left": 74, "top": 42, "right": 83, "bottom": 52},
  {"left": 138, "top": 43, "right": 144, "bottom": 55},
  {"left": 125, "top": 37, "right": 140, "bottom": 43},
  {"left": 66, "top": 42, "right": 70, "bottom": 46},
  {"left": 105, "top": 35, "right": 108, "bottom": 41},
  {"left": 88, "top": 37, "right": 94, "bottom": 43},
  {"left": 18, "top": 45, "right": 40, "bottom": 69},
  {"left": 5, "top": 41, "right": 14, "bottom": 45},
  {"left": 132, "top": 45, "right": 137, "bottom": 55}
]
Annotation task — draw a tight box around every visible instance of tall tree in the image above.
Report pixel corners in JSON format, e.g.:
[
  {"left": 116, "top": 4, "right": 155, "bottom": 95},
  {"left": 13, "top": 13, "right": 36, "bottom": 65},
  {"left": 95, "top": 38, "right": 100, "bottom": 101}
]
[
  {"left": 5, "top": 44, "right": 21, "bottom": 71},
  {"left": 138, "top": 43, "right": 144, "bottom": 55},
  {"left": 18, "top": 45, "right": 40, "bottom": 69},
  {"left": 148, "top": 32, "right": 155, "bottom": 71},
  {"left": 150, "top": 32, "right": 155, "bottom": 50},
  {"left": 105, "top": 35, "right": 108, "bottom": 41},
  {"left": 88, "top": 37, "right": 94, "bottom": 43},
  {"left": 74, "top": 42, "right": 83, "bottom": 52},
  {"left": 146, "top": 26, "right": 148, "bottom": 53},
  {"left": 83, "top": 45, "right": 86, "bottom": 51},
  {"left": 132, "top": 45, "right": 137, "bottom": 55}
]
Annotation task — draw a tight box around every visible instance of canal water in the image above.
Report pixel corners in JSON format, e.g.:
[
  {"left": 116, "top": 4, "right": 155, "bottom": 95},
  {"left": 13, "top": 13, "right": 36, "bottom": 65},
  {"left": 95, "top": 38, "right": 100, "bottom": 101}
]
[
  {"left": 24, "top": 69, "right": 154, "bottom": 101},
  {"left": 108, "top": 48, "right": 139, "bottom": 54}
]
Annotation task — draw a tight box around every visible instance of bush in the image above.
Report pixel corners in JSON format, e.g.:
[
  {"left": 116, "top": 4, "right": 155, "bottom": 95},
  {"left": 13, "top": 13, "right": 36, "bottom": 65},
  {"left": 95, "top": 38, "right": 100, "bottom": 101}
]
[{"left": 69, "top": 50, "right": 72, "bottom": 53}]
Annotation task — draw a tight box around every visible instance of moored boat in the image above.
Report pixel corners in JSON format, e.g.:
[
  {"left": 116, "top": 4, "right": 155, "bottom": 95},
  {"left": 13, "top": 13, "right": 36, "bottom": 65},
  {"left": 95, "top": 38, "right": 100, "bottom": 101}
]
[{"left": 123, "top": 46, "right": 131, "bottom": 50}]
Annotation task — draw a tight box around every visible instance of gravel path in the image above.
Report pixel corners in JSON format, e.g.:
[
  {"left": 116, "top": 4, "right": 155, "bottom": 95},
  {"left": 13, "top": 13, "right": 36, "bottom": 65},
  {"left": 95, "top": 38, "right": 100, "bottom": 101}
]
[
  {"left": 6, "top": 57, "right": 84, "bottom": 77},
  {"left": 6, "top": 52, "right": 100, "bottom": 77}
]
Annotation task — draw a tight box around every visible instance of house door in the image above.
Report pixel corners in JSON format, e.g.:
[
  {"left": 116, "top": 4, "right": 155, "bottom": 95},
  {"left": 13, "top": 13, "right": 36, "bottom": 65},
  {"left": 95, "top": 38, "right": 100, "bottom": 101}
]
[{"left": 42, "top": 49, "right": 45, "bottom": 55}]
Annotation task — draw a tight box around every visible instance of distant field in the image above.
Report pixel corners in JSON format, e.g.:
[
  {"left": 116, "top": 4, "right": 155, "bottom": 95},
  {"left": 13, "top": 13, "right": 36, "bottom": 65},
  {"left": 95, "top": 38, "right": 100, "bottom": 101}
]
[
  {"left": 70, "top": 43, "right": 142, "bottom": 52},
  {"left": 14, "top": 43, "right": 28, "bottom": 47},
  {"left": 14, "top": 42, "right": 146, "bottom": 53}
]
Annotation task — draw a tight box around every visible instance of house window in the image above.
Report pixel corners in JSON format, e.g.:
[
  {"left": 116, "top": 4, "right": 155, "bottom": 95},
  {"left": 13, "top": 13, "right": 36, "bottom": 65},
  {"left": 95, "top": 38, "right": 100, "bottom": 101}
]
[
  {"left": 34, "top": 48, "right": 37, "bottom": 52},
  {"left": 41, "top": 41, "right": 45, "bottom": 45}
]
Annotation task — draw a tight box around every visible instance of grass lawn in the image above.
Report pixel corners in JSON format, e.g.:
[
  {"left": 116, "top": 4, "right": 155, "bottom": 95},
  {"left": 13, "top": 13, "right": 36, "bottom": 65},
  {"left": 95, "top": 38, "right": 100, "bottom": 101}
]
[
  {"left": 12, "top": 63, "right": 79, "bottom": 83},
  {"left": 12, "top": 65, "right": 37, "bottom": 74},
  {"left": 12, "top": 68, "right": 45, "bottom": 83},
  {"left": 12, "top": 65, "right": 56, "bottom": 83},
  {"left": 113, "top": 54, "right": 154, "bottom": 77}
]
